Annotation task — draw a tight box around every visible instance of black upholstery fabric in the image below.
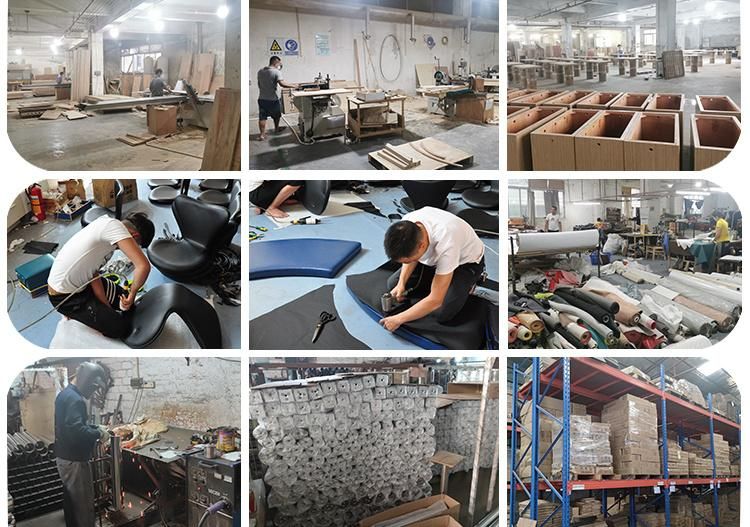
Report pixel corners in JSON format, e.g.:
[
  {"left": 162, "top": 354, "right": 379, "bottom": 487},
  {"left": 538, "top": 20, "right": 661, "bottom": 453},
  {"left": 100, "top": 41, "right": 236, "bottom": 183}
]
[
  {"left": 461, "top": 189, "right": 499, "bottom": 209},
  {"left": 300, "top": 180, "right": 331, "bottom": 215},
  {"left": 147, "top": 196, "right": 234, "bottom": 283},
  {"left": 346, "top": 262, "right": 493, "bottom": 350},
  {"left": 457, "top": 209, "right": 499, "bottom": 236},
  {"left": 250, "top": 285, "right": 370, "bottom": 350},
  {"left": 124, "top": 283, "right": 222, "bottom": 348},
  {"left": 402, "top": 180, "right": 455, "bottom": 210}
]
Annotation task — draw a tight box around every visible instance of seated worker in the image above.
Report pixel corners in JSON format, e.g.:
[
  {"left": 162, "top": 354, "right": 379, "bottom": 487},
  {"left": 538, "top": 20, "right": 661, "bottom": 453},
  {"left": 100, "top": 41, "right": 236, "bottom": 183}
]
[
  {"left": 248, "top": 180, "right": 304, "bottom": 219},
  {"left": 380, "top": 206, "right": 485, "bottom": 332},
  {"left": 55, "top": 362, "right": 109, "bottom": 527},
  {"left": 47, "top": 213, "right": 155, "bottom": 339}
]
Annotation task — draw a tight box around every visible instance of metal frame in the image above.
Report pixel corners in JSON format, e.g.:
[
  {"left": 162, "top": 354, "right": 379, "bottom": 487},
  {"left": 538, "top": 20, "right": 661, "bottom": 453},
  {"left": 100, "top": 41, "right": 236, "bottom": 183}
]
[{"left": 509, "top": 357, "right": 741, "bottom": 527}]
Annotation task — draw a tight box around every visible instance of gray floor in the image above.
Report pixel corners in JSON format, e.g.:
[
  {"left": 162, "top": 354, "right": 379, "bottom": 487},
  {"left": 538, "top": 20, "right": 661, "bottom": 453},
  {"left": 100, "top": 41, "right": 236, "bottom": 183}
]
[
  {"left": 6, "top": 100, "right": 203, "bottom": 171},
  {"left": 249, "top": 99, "right": 500, "bottom": 170},
  {"left": 249, "top": 184, "right": 499, "bottom": 350},
  {"left": 6, "top": 180, "right": 241, "bottom": 349},
  {"left": 526, "top": 60, "right": 741, "bottom": 170},
  {"left": 16, "top": 509, "right": 65, "bottom": 527}
]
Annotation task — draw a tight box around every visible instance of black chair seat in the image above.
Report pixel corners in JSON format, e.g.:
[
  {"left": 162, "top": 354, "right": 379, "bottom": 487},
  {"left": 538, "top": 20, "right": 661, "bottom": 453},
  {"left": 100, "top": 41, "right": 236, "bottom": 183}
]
[
  {"left": 300, "top": 180, "right": 331, "bottom": 215},
  {"left": 149, "top": 186, "right": 182, "bottom": 204},
  {"left": 462, "top": 189, "right": 499, "bottom": 209},
  {"left": 199, "top": 179, "right": 231, "bottom": 192},
  {"left": 148, "top": 239, "right": 211, "bottom": 275},
  {"left": 402, "top": 180, "right": 455, "bottom": 211},
  {"left": 148, "top": 179, "right": 179, "bottom": 189},
  {"left": 452, "top": 180, "right": 477, "bottom": 192},
  {"left": 81, "top": 207, "right": 115, "bottom": 228},
  {"left": 400, "top": 197, "right": 448, "bottom": 213},
  {"left": 457, "top": 209, "right": 499, "bottom": 236},
  {"left": 197, "top": 189, "right": 231, "bottom": 207}
]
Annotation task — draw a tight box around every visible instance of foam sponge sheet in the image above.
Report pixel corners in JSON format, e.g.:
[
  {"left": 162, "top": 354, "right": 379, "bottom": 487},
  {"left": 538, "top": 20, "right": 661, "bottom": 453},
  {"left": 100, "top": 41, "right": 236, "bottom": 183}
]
[
  {"left": 250, "top": 285, "right": 370, "bottom": 350},
  {"left": 249, "top": 238, "right": 362, "bottom": 280},
  {"left": 346, "top": 262, "right": 496, "bottom": 350},
  {"left": 50, "top": 315, "right": 201, "bottom": 349}
]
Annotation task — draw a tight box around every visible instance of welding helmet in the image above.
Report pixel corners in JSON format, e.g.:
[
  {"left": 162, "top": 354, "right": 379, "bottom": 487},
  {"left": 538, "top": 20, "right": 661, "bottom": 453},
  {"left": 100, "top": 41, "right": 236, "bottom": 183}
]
[{"left": 76, "top": 362, "right": 106, "bottom": 399}]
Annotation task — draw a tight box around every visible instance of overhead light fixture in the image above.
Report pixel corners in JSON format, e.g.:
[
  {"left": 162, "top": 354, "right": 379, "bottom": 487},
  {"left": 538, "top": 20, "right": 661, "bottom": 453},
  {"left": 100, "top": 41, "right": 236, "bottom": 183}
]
[
  {"left": 676, "top": 190, "right": 710, "bottom": 197},
  {"left": 706, "top": 1, "right": 717, "bottom": 11},
  {"left": 694, "top": 181, "right": 703, "bottom": 188},
  {"left": 692, "top": 18, "right": 700, "bottom": 25},
  {"left": 53, "top": 37, "right": 63, "bottom": 46},
  {"left": 149, "top": 7, "right": 161, "bottom": 20},
  {"left": 617, "top": 13, "right": 627, "bottom": 22},
  {"left": 50, "top": 44, "right": 58, "bottom": 53},
  {"left": 698, "top": 360, "right": 722, "bottom": 376},
  {"left": 708, "top": 187, "right": 727, "bottom": 192},
  {"left": 577, "top": 201, "right": 601, "bottom": 206},
  {"left": 15, "top": 48, "right": 22, "bottom": 56},
  {"left": 109, "top": 26, "right": 120, "bottom": 38},
  {"left": 216, "top": 5, "right": 229, "bottom": 19},
  {"left": 154, "top": 19, "right": 165, "bottom": 31}
]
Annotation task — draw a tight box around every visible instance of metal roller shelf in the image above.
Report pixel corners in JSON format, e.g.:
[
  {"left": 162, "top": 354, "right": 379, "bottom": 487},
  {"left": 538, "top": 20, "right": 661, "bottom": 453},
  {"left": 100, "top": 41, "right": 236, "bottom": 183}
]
[{"left": 509, "top": 357, "right": 741, "bottom": 527}]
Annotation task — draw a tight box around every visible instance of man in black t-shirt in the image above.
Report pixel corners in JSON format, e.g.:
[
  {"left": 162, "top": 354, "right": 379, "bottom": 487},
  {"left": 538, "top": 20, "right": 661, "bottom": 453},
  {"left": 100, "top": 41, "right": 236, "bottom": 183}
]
[{"left": 149, "top": 68, "right": 171, "bottom": 96}]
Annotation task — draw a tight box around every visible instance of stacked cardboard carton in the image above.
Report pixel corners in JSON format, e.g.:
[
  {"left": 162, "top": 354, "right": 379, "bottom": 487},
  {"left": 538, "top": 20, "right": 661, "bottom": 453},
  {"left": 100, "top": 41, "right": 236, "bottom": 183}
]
[
  {"left": 552, "top": 415, "right": 613, "bottom": 478},
  {"left": 573, "top": 497, "right": 600, "bottom": 517},
  {"left": 660, "top": 439, "right": 689, "bottom": 476},
  {"left": 601, "top": 394, "right": 660, "bottom": 476},
  {"left": 519, "top": 499, "right": 561, "bottom": 527},
  {"left": 518, "top": 397, "right": 586, "bottom": 480},
  {"left": 687, "top": 452, "right": 713, "bottom": 476},
  {"left": 685, "top": 433, "right": 731, "bottom": 475}
]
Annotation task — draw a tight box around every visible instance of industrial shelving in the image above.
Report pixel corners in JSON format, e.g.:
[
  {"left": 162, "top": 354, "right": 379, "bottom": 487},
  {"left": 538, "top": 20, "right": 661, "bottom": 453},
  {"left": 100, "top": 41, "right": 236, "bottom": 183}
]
[{"left": 509, "top": 357, "right": 741, "bottom": 527}]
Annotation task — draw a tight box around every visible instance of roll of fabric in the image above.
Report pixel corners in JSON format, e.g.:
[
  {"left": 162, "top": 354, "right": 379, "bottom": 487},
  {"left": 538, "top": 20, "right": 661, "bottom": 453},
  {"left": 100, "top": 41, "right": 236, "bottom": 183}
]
[
  {"left": 669, "top": 271, "right": 742, "bottom": 304},
  {"left": 659, "top": 278, "right": 740, "bottom": 320},
  {"left": 509, "top": 317, "right": 533, "bottom": 341},
  {"left": 513, "top": 229, "right": 599, "bottom": 256},
  {"left": 597, "top": 291, "right": 641, "bottom": 326},
  {"left": 638, "top": 316, "right": 657, "bottom": 330},
  {"left": 553, "top": 290, "right": 612, "bottom": 324},
  {"left": 563, "top": 287, "right": 620, "bottom": 314},
  {"left": 508, "top": 323, "right": 519, "bottom": 344},
  {"left": 621, "top": 270, "right": 645, "bottom": 284},
  {"left": 516, "top": 311, "right": 545, "bottom": 334},
  {"left": 663, "top": 335, "right": 712, "bottom": 349},
  {"left": 644, "top": 292, "right": 716, "bottom": 337},
  {"left": 693, "top": 272, "right": 741, "bottom": 290},
  {"left": 549, "top": 300, "right": 616, "bottom": 345},
  {"left": 672, "top": 295, "right": 734, "bottom": 331},
  {"left": 558, "top": 312, "right": 592, "bottom": 345}
]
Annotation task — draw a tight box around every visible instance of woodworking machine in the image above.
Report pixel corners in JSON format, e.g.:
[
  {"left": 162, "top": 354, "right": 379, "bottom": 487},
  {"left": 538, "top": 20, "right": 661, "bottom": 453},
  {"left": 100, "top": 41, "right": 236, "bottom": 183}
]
[{"left": 291, "top": 75, "right": 347, "bottom": 142}]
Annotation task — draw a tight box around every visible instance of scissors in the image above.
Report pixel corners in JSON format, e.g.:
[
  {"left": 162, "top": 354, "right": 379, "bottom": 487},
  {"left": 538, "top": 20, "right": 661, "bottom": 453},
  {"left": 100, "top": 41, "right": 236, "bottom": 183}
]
[{"left": 312, "top": 311, "right": 336, "bottom": 343}]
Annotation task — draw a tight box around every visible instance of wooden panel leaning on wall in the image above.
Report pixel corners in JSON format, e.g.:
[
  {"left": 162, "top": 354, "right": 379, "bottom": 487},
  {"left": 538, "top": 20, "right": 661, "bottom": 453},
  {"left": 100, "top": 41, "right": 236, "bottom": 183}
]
[{"left": 201, "top": 88, "right": 241, "bottom": 171}]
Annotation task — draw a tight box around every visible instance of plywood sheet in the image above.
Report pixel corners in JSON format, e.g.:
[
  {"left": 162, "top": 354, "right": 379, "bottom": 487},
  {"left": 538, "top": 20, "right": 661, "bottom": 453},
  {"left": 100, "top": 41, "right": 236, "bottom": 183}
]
[
  {"left": 201, "top": 88, "right": 241, "bottom": 170},
  {"left": 178, "top": 53, "right": 193, "bottom": 81},
  {"left": 39, "top": 109, "right": 62, "bottom": 120},
  {"left": 193, "top": 53, "right": 215, "bottom": 95},
  {"left": 120, "top": 73, "right": 134, "bottom": 96},
  {"left": 369, "top": 138, "right": 472, "bottom": 170},
  {"left": 415, "top": 64, "right": 436, "bottom": 87}
]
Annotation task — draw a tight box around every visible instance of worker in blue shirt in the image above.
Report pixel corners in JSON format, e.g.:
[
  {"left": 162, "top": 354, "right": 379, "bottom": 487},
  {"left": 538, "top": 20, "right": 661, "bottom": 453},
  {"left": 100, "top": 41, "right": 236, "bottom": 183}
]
[{"left": 55, "top": 362, "right": 109, "bottom": 527}]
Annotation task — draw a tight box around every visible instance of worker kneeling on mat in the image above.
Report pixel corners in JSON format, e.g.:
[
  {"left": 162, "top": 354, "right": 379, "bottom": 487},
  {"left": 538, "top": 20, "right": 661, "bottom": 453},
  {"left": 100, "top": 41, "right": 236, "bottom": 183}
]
[
  {"left": 55, "top": 362, "right": 109, "bottom": 527},
  {"left": 47, "top": 213, "right": 155, "bottom": 339},
  {"left": 380, "top": 207, "right": 485, "bottom": 332}
]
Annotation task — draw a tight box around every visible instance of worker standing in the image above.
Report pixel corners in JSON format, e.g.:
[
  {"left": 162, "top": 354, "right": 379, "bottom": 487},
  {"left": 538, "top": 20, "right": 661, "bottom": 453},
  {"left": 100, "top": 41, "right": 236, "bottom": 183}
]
[
  {"left": 544, "top": 205, "right": 562, "bottom": 232},
  {"left": 714, "top": 211, "right": 731, "bottom": 258},
  {"left": 257, "top": 56, "right": 299, "bottom": 141},
  {"left": 55, "top": 362, "right": 110, "bottom": 527},
  {"left": 149, "top": 68, "right": 171, "bottom": 97}
]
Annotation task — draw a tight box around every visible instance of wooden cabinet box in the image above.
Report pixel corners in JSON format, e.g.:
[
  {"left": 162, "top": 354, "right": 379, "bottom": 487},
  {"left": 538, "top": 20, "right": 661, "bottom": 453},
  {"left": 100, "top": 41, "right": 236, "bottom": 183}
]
[
  {"left": 510, "top": 90, "right": 568, "bottom": 107},
  {"left": 574, "top": 110, "right": 636, "bottom": 170},
  {"left": 645, "top": 93, "right": 685, "bottom": 138},
  {"left": 508, "top": 105, "right": 528, "bottom": 118},
  {"left": 622, "top": 112, "right": 681, "bottom": 170},
  {"left": 530, "top": 109, "right": 600, "bottom": 170},
  {"left": 610, "top": 92, "right": 653, "bottom": 111},
  {"left": 692, "top": 114, "right": 741, "bottom": 171},
  {"left": 508, "top": 107, "right": 565, "bottom": 170},
  {"left": 575, "top": 91, "right": 623, "bottom": 109},
  {"left": 540, "top": 90, "right": 594, "bottom": 109},
  {"left": 696, "top": 95, "right": 741, "bottom": 121},
  {"left": 508, "top": 89, "right": 537, "bottom": 102}
]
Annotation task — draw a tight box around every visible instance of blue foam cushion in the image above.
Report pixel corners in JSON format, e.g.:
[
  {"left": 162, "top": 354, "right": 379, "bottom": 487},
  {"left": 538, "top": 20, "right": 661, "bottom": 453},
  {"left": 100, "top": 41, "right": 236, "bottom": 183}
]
[
  {"left": 16, "top": 254, "right": 55, "bottom": 291},
  {"left": 250, "top": 238, "right": 362, "bottom": 280}
]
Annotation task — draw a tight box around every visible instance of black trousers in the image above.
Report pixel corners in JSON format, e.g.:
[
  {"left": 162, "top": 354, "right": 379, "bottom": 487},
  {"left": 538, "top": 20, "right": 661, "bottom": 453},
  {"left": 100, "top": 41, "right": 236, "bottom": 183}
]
[
  {"left": 49, "top": 278, "right": 133, "bottom": 339},
  {"left": 249, "top": 181, "right": 304, "bottom": 210},
  {"left": 387, "top": 258, "right": 485, "bottom": 323}
]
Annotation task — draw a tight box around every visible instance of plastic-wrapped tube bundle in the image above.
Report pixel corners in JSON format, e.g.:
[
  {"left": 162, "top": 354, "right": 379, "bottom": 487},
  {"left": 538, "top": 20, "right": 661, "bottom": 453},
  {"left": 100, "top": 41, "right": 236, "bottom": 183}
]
[
  {"left": 434, "top": 399, "right": 499, "bottom": 473},
  {"left": 250, "top": 374, "right": 441, "bottom": 527}
]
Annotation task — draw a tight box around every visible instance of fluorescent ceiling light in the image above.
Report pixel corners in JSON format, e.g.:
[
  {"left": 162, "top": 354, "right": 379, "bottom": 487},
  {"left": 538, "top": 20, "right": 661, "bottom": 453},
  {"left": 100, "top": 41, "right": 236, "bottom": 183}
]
[
  {"left": 698, "top": 360, "right": 722, "bottom": 376},
  {"left": 676, "top": 191, "right": 710, "bottom": 197},
  {"left": 109, "top": 26, "right": 120, "bottom": 38},
  {"left": 708, "top": 187, "right": 726, "bottom": 192},
  {"left": 692, "top": 18, "right": 700, "bottom": 25},
  {"left": 577, "top": 201, "right": 601, "bottom": 206},
  {"left": 216, "top": 5, "right": 230, "bottom": 19},
  {"left": 706, "top": 1, "right": 717, "bottom": 11},
  {"left": 694, "top": 181, "right": 703, "bottom": 188},
  {"left": 617, "top": 13, "right": 627, "bottom": 22},
  {"left": 53, "top": 38, "right": 63, "bottom": 46},
  {"left": 154, "top": 19, "right": 165, "bottom": 31},
  {"left": 15, "top": 48, "right": 22, "bottom": 56},
  {"left": 50, "top": 44, "right": 58, "bottom": 53},
  {"left": 149, "top": 7, "right": 161, "bottom": 20}
]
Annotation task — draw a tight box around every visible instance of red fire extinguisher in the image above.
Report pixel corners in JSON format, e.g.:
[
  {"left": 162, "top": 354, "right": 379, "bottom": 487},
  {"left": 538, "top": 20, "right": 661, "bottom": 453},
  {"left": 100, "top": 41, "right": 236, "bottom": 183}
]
[{"left": 26, "top": 184, "right": 46, "bottom": 222}]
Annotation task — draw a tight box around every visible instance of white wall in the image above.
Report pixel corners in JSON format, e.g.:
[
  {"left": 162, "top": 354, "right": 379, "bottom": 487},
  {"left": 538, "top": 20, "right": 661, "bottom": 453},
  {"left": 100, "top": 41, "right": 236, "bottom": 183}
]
[
  {"left": 249, "top": 8, "right": 498, "bottom": 115},
  {"left": 99, "top": 358, "right": 240, "bottom": 430}
]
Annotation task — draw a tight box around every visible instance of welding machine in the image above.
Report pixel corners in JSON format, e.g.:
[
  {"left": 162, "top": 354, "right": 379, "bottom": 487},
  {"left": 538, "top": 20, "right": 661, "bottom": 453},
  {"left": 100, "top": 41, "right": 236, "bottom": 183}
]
[{"left": 186, "top": 452, "right": 240, "bottom": 527}]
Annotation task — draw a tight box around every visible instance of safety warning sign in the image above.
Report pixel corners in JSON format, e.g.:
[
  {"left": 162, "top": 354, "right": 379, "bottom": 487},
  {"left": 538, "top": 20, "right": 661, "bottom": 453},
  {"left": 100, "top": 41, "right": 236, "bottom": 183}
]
[{"left": 268, "top": 37, "right": 299, "bottom": 56}]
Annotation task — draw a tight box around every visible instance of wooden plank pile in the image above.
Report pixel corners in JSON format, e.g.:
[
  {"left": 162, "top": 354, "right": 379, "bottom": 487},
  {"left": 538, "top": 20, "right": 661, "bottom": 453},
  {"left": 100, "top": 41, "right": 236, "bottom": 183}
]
[{"left": 368, "top": 138, "right": 472, "bottom": 170}]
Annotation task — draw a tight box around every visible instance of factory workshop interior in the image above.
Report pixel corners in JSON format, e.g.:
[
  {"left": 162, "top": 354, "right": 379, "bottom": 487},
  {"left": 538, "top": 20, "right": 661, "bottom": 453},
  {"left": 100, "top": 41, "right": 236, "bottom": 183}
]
[
  {"left": 508, "top": 356, "right": 740, "bottom": 527},
  {"left": 249, "top": 0, "right": 500, "bottom": 170},
  {"left": 7, "top": 357, "right": 241, "bottom": 527},
  {"left": 7, "top": 179, "right": 241, "bottom": 349},
  {"left": 7, "top": 0, "right": 242, "bottom": 171},
  {"left": 249, "top": 356, "right": 499, "bottom": 527},
  {"left": 249, "top": 180, "right": 499, "bottom": 350},
  {"left": 506, "top": 0, "right": 741, "bottom": 171},
  {"left": 508, "top": 178, "right": 741, "bottom": 349}
]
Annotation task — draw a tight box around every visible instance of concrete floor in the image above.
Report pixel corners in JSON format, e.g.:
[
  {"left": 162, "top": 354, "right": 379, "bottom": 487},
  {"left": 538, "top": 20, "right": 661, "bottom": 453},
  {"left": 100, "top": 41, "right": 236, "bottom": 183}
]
[
  {"left": 7, "top": 97, "right": 203, "bottom": 171},
  {"left": 430, "top": 467, "right": 499, "bottom": 526},
  {"left": 249, "top": 96, "right": 500, "bottom": 170},
  {"left": 249, "top": 184, "right": 499, "bottom": 350},
  {"left": 525, "top": 60, "right": 741, "bottom": 170},
  {"left": 6, "top": 180, "right": 241, "bottom": 349}
]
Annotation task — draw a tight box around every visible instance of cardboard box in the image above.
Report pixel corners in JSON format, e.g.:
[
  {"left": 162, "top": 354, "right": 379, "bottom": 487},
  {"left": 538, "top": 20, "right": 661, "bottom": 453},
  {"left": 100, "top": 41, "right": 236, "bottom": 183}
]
[
  {"left": 359, "top": 495, "right": 460, "bottom": 527},
  {"left": 622, "top": 112, "right": 681, "bottom": 170},
  {"left": 530, "top": 108, "right": 600, "bottom": 170},
  {"left": 408, "top": 516, "right": 463, "bottom": 527},
  {"left": 92, "top": 179, "right": 138, "bottom": 208},
  {"left": 63, "top": 179, "right": 86, "bottom": 200},
  {"left": 147, "top": 105, "right": 178, "bottom": 135},
  {"left": 692, "top": 114, "right": 740, "bottom": 170},
  {"left": 601, "top": 394, "right": 660, "bottom": 476}
]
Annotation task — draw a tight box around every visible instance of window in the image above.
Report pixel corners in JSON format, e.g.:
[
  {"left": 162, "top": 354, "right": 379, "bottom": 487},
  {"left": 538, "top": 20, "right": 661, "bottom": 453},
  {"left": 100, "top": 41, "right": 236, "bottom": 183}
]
[
  {"left": 121, "top": 45, "right": 162, "bottom": 74},
  {"left": 508, "top": 187, "right": 528, "bottom": 218}
]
